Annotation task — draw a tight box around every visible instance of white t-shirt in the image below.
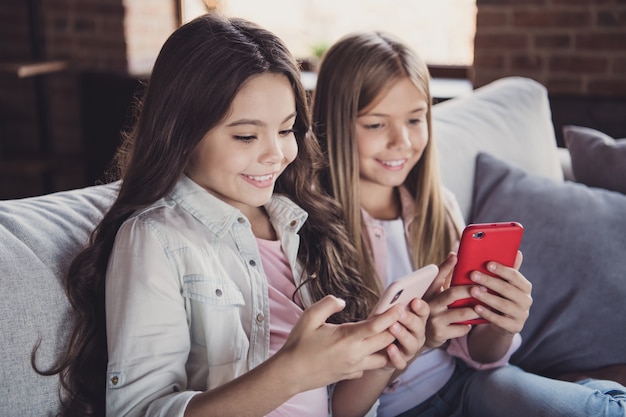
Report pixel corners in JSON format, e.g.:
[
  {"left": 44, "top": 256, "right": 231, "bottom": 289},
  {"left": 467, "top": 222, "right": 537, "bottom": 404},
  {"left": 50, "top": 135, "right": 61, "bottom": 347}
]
[{"left": 376, "top": 218, "right": 457, "bottom": 417}]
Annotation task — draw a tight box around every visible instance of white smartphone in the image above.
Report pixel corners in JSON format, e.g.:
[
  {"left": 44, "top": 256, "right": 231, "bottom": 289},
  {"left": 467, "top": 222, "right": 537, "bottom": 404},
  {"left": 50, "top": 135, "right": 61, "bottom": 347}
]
[{"left": 370, "top": 264, "right": 439, "bottom": 316}]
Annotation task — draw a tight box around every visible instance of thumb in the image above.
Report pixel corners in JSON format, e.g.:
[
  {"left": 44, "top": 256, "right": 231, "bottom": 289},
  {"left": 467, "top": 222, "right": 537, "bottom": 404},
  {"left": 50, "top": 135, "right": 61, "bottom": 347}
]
[
  {"left": 302, "top": 295, "right": 347, "bottom": 328},
  {"left": 425, "top": 254, "right": 456, "bottom": 300},
  {"left": 513, "top": 250, "right": 523, "bottom": 270},
  {"left": 440, "top": 252, "right": 458, "bottom": 290}
]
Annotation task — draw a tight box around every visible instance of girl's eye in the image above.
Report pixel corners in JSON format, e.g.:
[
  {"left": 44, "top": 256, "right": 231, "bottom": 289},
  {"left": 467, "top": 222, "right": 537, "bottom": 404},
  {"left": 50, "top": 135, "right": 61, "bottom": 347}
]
[
  {"left": 279, "top": 128, "right": 296, "bottom": 137},
  {"left": 409, "top": 118, "right": 423, "bottom": 126},
  {"left": 364, "top": 123, "right": 383, "bottom": 131},
  {"left": 234, "top": 135, "right": 256, "bottom": 143}
]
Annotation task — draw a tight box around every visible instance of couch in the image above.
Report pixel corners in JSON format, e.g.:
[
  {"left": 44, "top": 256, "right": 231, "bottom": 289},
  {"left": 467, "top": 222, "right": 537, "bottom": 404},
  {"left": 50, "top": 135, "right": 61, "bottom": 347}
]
[{"left": 2, "top": 77, "right": 625, "bottom": 416}]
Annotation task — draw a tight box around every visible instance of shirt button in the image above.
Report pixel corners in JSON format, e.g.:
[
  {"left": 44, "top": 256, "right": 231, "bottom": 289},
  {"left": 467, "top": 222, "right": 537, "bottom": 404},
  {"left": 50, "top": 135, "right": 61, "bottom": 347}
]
[
  {"left": 249, "top": 259, "right": 256, "bottom": 267},
  {"left": 289, "top": 220, "right": 297, "bottom": 227},
  {"left": 111, "top": 376, "right": 119, "bottom": 386},
  {"left": 256, "top": 313, "right": 265, "bottom": 322},
  {"left": 237, "top": 217, "right": 245, "bottom": 223},
  {"left": 215, "top": 289, "right": 223, "bottom": 297}
]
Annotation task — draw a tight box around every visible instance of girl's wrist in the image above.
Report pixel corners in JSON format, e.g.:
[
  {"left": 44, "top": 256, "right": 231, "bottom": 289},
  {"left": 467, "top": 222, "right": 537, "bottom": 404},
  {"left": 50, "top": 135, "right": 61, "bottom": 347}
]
[{"left": 264, "top": 349, "right": 310, "bottom": 396}]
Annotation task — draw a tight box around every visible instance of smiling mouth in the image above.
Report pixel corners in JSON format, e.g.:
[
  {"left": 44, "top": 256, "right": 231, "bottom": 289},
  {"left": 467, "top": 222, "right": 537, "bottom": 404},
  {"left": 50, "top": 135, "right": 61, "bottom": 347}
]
[
  {"left": 377, "top": 159, "right": 407, "bottom": 168},
  {"left": 243, "top": 173, "right": 275, "bottom": 182}
]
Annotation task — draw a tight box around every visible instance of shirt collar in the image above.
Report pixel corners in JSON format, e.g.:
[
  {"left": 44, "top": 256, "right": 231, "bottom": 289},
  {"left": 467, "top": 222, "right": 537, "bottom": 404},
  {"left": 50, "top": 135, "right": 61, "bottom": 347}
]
[{"left": 170, "top": 175, "right": 307, "bottom": 237}]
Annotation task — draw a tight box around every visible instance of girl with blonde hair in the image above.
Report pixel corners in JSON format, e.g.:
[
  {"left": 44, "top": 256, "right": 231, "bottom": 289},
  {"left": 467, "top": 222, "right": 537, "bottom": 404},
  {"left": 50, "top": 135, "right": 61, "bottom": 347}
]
[{"left": 313, "top": 30, "right": 626, "bottom": 417}]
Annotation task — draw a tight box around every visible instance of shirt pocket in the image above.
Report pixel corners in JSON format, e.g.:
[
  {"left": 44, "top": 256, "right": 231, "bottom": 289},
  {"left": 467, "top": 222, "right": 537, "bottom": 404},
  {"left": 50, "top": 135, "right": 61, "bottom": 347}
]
[{"left": 183, "top": 274, "right": 248, "bottom": 366}]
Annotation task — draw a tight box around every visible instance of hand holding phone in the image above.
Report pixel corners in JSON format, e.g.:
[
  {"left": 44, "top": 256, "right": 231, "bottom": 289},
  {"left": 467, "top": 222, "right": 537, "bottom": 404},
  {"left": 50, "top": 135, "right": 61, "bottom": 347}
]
[
  {"left": 447, "top": 222, "right": 524, "bottom": 325},
  {"left": 370, "top": 264, "right": 439, "bottom": 316}
]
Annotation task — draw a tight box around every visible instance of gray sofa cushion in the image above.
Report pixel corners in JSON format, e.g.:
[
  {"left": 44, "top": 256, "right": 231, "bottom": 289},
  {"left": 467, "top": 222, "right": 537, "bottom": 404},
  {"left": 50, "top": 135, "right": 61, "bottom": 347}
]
[
  {"left": 434, "top": 76, "right": 563, "bottom": 222},
  {"left": 563, "top": 125, "right": 626, "bottom": 195},
  {"left": 0, "top": 183, "right": 117, "bottom": 417},
  {"left": 470, "top": 153, "right": 626, "bottom": 377}
]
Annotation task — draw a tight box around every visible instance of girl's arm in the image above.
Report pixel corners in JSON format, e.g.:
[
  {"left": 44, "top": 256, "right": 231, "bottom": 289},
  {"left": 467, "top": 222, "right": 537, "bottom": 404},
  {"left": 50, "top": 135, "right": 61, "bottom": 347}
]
[
  {"left": 186, "top": 295, "right": 405, "bottom": 416},
  {"left": 331, "top": 298, "right": 430, "bottom": 417},
  {"left": 185, "top": 296, "right": 410, "bottom": 417}
]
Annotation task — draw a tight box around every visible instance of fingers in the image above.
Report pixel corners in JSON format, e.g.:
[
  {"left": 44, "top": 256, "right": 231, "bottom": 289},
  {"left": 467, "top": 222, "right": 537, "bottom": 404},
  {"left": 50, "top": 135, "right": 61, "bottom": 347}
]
[
  {"left": 341, "top": 350, "right": 391, "bottom": 380},
  {"left": 301, "top": 295, "right": 347, "bottom": 328},
  {"left": 473, "top": 303, "right": 523, "bottom": 332},
  {"left": 468, "top": 261, "right": 533, "bottom": 333},
  {"left": 384, "top": 299, "right": 428, "bottom": 368},
  {"left": 425, "top": 289, "right": 473, "bottom": 348},
  {"left": 394, "top": 299, "right": 429, "bottom": 344},
  {"left": 346, "top": 305, "right": 407, "bottom": 357},
  {"left": 424, "top": 253, "right": 457, "bottom": 300},
  {"left": 385, "top": 341, "right": 408, "bottom": 370},
  {"left": 513, "top": 250, "right": 523, "bottom": 270},
  {"left": 407, "top": 297, "right": 429, "bottom": 321},
  {"left": 367, "top": 304, "right": 407, "bottom": 334},
  {"left": 470, "top": 286, "right": 531, "bottom": 329},
  {"left": 472, "top": 261, "right": 532, "bottom": 298},
  {"left": 440, "top": 252, "right": 457, "bottom": 290},
  {"left": 431, "top": 285, "right": 473, "bottom": 312}
]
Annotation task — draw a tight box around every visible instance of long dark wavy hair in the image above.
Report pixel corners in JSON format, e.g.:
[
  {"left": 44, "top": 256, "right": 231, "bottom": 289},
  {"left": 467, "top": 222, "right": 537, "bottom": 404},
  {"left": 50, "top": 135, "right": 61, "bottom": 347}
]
[{"left": 36, "top": 13, "right": 377, "bottom": 417}]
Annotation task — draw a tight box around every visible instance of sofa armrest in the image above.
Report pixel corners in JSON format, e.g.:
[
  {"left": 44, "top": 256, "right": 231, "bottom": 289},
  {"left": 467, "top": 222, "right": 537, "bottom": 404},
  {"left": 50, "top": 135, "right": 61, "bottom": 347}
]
[{"left": 0, "top": 182, "right": 117, "bottom": 416}]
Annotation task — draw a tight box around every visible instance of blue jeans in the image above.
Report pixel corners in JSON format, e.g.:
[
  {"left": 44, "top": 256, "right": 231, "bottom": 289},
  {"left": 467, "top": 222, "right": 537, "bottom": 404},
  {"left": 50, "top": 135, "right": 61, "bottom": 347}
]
[{"left": 397, "top": 359, "right": 626, "bottom": 417}]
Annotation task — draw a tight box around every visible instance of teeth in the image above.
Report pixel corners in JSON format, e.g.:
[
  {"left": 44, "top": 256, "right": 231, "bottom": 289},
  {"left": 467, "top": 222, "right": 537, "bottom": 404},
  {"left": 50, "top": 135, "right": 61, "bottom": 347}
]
[
  {"left": 246, "top": 173, "right": 274, "bottom": 181},
  {"left": 380, "top": 159, "right": 405, "bottom": 167}
]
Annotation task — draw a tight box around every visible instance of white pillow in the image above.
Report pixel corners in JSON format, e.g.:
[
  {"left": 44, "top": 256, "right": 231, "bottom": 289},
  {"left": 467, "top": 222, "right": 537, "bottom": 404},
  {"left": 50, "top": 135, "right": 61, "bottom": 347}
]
[{"left": 432, "top": 76, "right": 563, "bottom": 222}]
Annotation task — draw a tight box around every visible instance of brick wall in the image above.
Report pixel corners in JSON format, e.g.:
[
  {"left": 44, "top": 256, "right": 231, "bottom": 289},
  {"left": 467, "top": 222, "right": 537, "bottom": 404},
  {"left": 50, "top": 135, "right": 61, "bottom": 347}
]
[
  {"left": 4, "top": 1, "right": 624, "bottom": 198},
  {"left": 0, "top": 0, "right": 175, "bottom": 199},
  {"left": 473, "top": 0, "right": 626, "bottom": 145}
]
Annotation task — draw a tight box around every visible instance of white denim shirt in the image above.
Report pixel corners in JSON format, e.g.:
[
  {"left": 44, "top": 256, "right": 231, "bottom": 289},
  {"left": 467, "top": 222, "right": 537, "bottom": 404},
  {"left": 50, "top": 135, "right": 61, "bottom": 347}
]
[{"left": 105, "top": 175, "right": 314, "bottom": 416}]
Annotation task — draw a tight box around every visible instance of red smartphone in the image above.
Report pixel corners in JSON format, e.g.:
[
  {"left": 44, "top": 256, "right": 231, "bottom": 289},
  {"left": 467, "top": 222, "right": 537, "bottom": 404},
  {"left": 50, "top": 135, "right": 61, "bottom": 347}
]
[
  {"left": 447, "top": 222, "right": 524, "bottom": 325},
  {"left": 370, "top": 264, "right": 439, "bottom": 316}
]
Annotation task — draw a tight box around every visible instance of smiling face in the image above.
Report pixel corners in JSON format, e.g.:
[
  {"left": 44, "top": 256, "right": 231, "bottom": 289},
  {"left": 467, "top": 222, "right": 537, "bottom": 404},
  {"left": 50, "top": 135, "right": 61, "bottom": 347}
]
[
  {"left": 355, "top": 77, "right": 429, "bottom": 211},
  {"left": 186, "top": 73, "right": 298, "bottom": 218}
]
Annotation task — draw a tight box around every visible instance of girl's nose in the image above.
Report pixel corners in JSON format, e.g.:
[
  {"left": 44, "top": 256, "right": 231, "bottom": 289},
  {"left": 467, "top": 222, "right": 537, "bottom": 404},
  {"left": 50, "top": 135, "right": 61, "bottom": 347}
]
[
  {"left": 389, "top": 125, "right": 411, "bottom": 150},
  {"left": 261, "top": 136, "right": 284, "bottom": 164}
]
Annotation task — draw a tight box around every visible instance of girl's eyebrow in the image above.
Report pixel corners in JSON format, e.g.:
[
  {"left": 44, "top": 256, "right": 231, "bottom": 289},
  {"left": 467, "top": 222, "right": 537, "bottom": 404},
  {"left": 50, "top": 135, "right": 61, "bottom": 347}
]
[
  {"left": 359, "top": 107, "right": 427, "bottom": 118},
  {"left": 226, "top": 111, "right": 297, "bottom": 127}
]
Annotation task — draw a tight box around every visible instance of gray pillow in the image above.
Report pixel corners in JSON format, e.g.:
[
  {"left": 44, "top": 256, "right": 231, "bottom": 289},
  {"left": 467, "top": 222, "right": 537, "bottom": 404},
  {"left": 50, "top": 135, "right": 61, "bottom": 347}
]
[
  {"left": 470, "top": 152, "right": 626, "bottom": 378},
  {"left": 563, "top": 125, "right": 626, "bottom": 194}
]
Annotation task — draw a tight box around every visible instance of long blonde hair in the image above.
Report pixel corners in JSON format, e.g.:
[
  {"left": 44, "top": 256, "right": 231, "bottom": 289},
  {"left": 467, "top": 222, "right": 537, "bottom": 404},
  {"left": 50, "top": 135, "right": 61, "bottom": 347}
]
[{"left": 312, "top": 31, "right": 458, "bottom": 291}]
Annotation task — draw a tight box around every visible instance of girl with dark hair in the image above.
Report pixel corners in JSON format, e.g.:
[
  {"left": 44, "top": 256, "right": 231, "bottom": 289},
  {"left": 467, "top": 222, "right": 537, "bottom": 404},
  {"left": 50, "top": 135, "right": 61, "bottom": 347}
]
[
  {"left": 312, "top": 30, "right": 626, "bottom": 417},
  {"left": 42, "top": 15, "right": 430, "bottom": 417}
]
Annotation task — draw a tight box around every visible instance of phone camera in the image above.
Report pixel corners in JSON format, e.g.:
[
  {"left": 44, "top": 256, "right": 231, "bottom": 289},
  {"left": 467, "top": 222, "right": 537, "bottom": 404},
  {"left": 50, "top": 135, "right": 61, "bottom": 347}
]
[
  {"left": 472, "top": 231, "right": 485, "bottom": 239},
  {"left": 390, "top": 289, "right": 404, "bottom": 304}
]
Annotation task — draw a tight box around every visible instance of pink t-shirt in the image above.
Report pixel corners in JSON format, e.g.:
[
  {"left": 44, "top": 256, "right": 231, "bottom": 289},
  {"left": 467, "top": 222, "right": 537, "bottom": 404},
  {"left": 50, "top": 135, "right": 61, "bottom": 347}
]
[{"left": 256, "top": 238, "right": 328, "bottom": 417}]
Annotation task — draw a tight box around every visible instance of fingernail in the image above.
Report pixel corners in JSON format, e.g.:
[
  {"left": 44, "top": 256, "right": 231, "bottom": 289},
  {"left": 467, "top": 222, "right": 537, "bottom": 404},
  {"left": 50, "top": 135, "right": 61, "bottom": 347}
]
[{"left": 488, "top": 262, "right": 496, "bottom": 272}]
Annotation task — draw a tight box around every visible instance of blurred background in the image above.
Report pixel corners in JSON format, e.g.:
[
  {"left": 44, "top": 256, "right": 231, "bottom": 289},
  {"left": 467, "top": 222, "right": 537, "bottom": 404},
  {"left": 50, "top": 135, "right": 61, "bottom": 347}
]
[{"left": 1, "top": 0, "right": 624, "bottom": 199}]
